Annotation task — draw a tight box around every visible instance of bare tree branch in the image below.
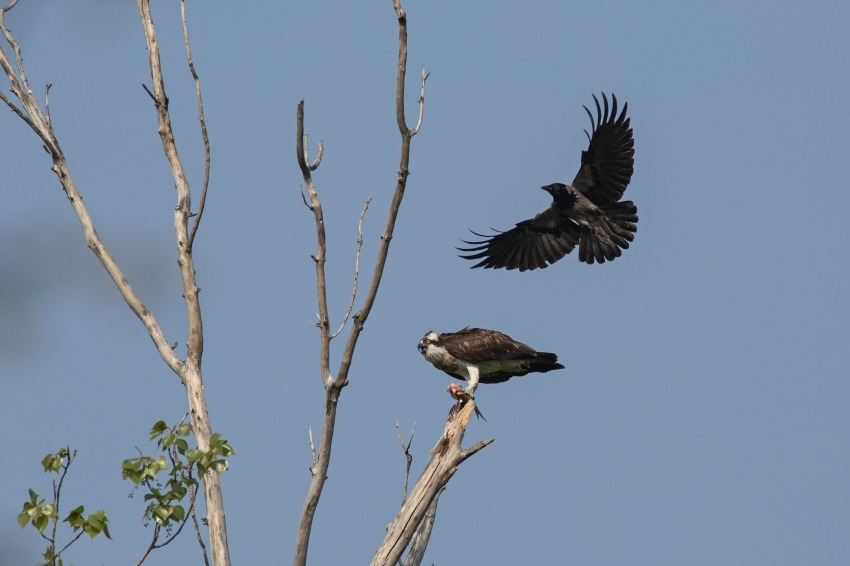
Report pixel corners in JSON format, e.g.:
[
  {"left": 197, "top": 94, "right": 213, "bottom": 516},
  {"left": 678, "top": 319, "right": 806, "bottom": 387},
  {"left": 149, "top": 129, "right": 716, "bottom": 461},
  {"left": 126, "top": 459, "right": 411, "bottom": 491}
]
[
  {"left": 303, "top": 133, "right": 324, "bottom": 171},
  {"left": 44, "top": 82, "right": 52, "bottom": 127},
  {"left": 3, "top": 2, "right": 229, "bottom": 564},
  {"left": 181, "top": 0, "right": 211, "bottom": 252},
  {"left": 2, "top": 0, "right": 181, "bottom": 376},
  {"left": 308, "top": 424, "right": 318, "bottom": 474},
  {"left": 293, "top": 2, "right": 427, "bottom": 564},
  {"left": 399, "top": 489, "right": 441, "bottom": 566},
  {"left": 296, "top": 100, "right": 332, "bottom": 387},
  {"left": 409, "top": 70, "right": 429, "bottom": 137},
  {"left": 335, "top": 0, "right": 425, "bottom": 387},
  {"left": 331, "top": 198, "right": 371, "bottom": 339},
  {"left": 135, "top": 2, "right": 229, "bottom": 564},
  {"left": 0, "top": 90, "right": 33, "bottom": 129},
  {"left": 395, "top": 421, "right": 417, "bottom": 505},
  {"left": 189, "top": 482, "right": 210, "bottom": 566},
  {"left": 371, "top": 402, "right": 493, "bottom": 566},
  {"left": 134, "top": 525, "right": 159, "bottom": 566}
]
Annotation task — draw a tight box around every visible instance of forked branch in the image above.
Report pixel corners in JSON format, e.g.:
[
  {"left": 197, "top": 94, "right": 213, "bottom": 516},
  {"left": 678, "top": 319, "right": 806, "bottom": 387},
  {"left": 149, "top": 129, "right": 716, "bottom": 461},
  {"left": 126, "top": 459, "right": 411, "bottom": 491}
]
[
  {"left": 136, "top": 1, "right": 229, "bottom": 563},
  {"left": 3, "top": 1, "right": 229, "bottom": 563},
  {"left": 371, "top": 402, "right": 493, "bottom": 566},
  {"left": 1, "top": 0, "right": 179, "bottom": 375},
  {"left": 181, "top": 0, "right": 211, "bottom": 252},
  {"left": 293, "top": 1, "right": 428, "bottom": 564}
]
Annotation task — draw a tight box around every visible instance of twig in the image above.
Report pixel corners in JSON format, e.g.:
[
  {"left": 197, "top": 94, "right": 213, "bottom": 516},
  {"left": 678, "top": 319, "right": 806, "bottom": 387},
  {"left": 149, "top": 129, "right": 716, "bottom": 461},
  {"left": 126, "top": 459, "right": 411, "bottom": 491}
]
[
  {"left": 331, "top": 198, "right": 371, "bottom": 339},
  {"left": 395, "top": 421, "right": 416, "bottom": 505},
  {"left": 134, "top": 525, "right": 160, "bottom": 566},
  {"left": 141, "top": 83, "right": 157, "bottom": 103},
  {"left": 303, "top": 133, "right": 324, "bottom": 171},
  {"left": 54, "top": 529, "right": 85, "bottom": 561},
  {"left": 409, "top": 70, "right": 429, "bottom": 136},
  {"left": 181, "top": 0, "right": 211, "bottom": 252},
  {"left": 308, "top": 425, "right": 318, "bottom": 475},
  {"left": 44, "top": 83, "right": 52, "bottom": 127},
  {"left": 1, "top": 0, "right": 28, "bottom": 93},
  {"left": 0, "top": 90, "right": 32, "bottom": 128},
  {"left": 152, "top": 470, "right": 200, "bottom": 549},
  {"left": 49, "top": 449, "right": 75, "bottom": 557},
  {"left": 189, "top": 482, "right": 210, "bottom": 566}
]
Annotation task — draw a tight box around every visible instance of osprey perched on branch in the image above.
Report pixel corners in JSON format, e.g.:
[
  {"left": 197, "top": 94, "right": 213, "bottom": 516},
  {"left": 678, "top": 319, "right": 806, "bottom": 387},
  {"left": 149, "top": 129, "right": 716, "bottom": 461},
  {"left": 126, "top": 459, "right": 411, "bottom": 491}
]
[
  {"left": 459, "top": 93, "right": 637, "bottom": 270},
  {"left": 418, "top": 327, "right": 564, "bottom": 395}
]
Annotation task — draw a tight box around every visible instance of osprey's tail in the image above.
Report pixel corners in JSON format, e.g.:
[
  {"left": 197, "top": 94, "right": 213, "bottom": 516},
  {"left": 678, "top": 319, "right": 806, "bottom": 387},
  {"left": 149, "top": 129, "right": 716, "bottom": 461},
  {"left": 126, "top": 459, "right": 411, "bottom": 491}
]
[
  {"left": 530, "top": 352, "right": 565, "bottom": 374},
  {"left": 578, "top": 201, "right": 638, "bottom": 264}
]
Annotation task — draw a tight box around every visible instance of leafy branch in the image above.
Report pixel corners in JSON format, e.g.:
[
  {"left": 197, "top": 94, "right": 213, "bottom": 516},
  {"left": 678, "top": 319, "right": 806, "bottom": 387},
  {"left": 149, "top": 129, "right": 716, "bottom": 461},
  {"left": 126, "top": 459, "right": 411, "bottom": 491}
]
[
  {"left": 123, "top": 420, "right": 234, "bottom": 566},
  {"left": 17, "top": 448, "right": 111, "bottom": 566}
]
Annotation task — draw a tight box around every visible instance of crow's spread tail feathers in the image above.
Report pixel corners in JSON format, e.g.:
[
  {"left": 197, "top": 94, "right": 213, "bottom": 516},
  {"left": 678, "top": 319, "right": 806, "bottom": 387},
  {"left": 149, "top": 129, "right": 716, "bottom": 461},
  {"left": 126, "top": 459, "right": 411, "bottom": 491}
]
[{"left": 578, "top": 201, "right": 638, "bottom": 264}]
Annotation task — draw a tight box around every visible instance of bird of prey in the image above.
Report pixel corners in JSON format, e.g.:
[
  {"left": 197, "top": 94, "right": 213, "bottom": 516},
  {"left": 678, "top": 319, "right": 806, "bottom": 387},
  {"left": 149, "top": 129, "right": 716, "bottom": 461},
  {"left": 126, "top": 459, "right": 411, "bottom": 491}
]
[
  {"left": 418, "top": 327, "right": 564, "bottom": 395},
  {"left": 459, "top": 93, "right": 637, "bottom": 270}
]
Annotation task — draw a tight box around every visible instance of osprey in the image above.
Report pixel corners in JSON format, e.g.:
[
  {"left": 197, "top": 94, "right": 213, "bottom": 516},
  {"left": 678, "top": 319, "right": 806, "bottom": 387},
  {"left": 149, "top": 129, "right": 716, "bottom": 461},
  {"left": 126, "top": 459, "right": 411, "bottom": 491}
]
[
  {"left": 418, "top": 327, "right": 564, "bottom": 395},
  {"left": 459, "top": 92, "right": 637, "bottom": 270}
]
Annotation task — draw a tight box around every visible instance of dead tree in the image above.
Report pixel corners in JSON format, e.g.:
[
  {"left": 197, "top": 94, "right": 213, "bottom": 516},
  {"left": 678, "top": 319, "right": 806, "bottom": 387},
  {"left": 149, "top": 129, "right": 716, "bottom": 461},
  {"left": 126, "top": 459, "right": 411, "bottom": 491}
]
[
  {"left": 294, "top": 2, "right": 493, "bottom": 564},
  {"left": 0, "top": 1, "right": 230, "bottom": 564}
]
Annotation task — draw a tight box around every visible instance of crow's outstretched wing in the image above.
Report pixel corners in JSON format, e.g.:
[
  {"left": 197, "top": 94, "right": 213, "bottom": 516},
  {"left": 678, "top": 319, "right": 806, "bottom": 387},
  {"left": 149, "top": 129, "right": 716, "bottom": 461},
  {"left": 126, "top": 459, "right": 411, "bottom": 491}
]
[
  {"left": 571, "top": 93, "right": 635, "bottom": 205},
  {"left": 457, "top": 208, "right": 580, "bottom": 271}
]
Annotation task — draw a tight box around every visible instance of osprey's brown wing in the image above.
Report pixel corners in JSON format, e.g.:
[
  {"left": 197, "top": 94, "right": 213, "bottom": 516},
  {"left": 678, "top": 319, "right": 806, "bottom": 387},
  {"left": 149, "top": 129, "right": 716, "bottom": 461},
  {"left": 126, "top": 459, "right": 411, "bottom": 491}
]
[
  {"left": 457, "top": 208, "right": 580, "bottom": 271},
  {"left": 570, "top": 93, "right": 635, "bottom": 205},
  {"left": 440, "top": 328, "right": 539, "bottom": 363}
]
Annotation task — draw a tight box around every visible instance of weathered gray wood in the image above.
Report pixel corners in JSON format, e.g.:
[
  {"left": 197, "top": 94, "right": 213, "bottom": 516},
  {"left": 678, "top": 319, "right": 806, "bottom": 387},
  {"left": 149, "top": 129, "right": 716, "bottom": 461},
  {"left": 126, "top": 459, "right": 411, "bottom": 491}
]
[{"left": 371, "top": 402, "right": 493, "bottom": 566}]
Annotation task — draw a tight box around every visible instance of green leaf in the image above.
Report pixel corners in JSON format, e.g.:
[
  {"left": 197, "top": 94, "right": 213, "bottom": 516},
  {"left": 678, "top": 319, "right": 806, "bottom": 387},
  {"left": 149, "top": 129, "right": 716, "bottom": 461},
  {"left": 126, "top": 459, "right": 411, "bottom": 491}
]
[
  {"left": 17, "top": 512, "right": 29, "bottom": 528},
  {"left": 149, "top": 420, "right": 169, "bottom": 439},
  {"left": 42, "top": 503, "right": 56, "bottom": 518},
  {"left": 33, "top": 514, "right": 49, "bottom": 533},
  {"left": 153, "top": 504, "right": 172, "bottom": 526},
  {"left": 170, "top": 504, "right": 186, "bottom": 522},
  {"left": 169, "top": 483, "right": 188, "bottom": 500},
  {"left": 82, "top": 509, "right": 110, "bottom": 538},
  {"left": 186, "top": 449, "right": 203, "bottom": 463},
  {"left": 64, "top": 505, "right": 86, "bottom": 528},
  {"left": 176, "top": 423, "right": 192, "bottom": 437},
  {"left": 41, "top": 452, "right": 63, "bottom": 473}
]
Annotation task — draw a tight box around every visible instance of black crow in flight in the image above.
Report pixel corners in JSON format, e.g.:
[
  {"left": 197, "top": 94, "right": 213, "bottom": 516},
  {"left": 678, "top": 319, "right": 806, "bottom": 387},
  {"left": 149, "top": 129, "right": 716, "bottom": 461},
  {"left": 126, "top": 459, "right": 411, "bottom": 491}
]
[{"left": 459, "top": 93, "right": 637, "bottom": 270}]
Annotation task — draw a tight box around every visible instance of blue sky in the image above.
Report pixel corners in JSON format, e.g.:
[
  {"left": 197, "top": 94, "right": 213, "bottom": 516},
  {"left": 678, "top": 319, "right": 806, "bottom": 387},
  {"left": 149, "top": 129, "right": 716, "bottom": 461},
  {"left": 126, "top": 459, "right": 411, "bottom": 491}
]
[{"left": 2, "top": 1, "right": 849, "bottom": 564}]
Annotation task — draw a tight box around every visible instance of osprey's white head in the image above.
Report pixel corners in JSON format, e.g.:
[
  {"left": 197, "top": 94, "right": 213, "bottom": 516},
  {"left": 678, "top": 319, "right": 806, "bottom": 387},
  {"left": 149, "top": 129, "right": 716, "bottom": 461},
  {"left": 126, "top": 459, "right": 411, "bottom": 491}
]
[{"left": 417, "top": 331, "right": 445, "bottom": 363}]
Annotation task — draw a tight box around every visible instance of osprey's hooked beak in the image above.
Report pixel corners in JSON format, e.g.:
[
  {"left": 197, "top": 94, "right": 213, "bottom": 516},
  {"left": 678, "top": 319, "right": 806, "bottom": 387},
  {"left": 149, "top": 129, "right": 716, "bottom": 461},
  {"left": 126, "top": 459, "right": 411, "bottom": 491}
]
[{"left": 417, "top": 340, "right": 426, "bottom": 354}]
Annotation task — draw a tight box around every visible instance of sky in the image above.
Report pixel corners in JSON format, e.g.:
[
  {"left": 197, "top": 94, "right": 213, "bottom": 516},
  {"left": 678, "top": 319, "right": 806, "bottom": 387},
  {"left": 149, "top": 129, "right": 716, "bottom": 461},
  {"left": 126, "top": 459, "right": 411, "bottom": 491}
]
[{"left": 1, "top": 1, "right": 849, "bottom": 564}]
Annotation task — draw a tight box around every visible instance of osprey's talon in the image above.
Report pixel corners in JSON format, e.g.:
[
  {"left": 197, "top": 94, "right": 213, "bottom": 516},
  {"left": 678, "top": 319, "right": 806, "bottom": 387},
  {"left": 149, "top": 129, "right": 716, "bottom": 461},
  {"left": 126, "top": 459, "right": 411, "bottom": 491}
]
[
  {"left": 447, "top": 383, "right": 467, "bottom": 401},
  {"left": 447, "top": 383, "right": 486, "bottom": 420}
]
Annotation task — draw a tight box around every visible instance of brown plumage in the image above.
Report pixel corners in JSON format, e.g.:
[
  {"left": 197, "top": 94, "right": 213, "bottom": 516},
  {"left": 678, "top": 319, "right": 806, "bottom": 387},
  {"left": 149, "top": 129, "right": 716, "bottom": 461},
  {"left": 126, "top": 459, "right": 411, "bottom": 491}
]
[{"left": 418, "top": 327, "right": 564, "bottom": 395}]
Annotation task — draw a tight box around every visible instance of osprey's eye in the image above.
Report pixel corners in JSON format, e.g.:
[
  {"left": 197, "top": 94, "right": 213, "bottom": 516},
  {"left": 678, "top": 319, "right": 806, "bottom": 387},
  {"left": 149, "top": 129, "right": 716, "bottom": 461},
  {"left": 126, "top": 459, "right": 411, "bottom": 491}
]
[{"left": 424, "top": 339, "right": 431, "bottom": 344}]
